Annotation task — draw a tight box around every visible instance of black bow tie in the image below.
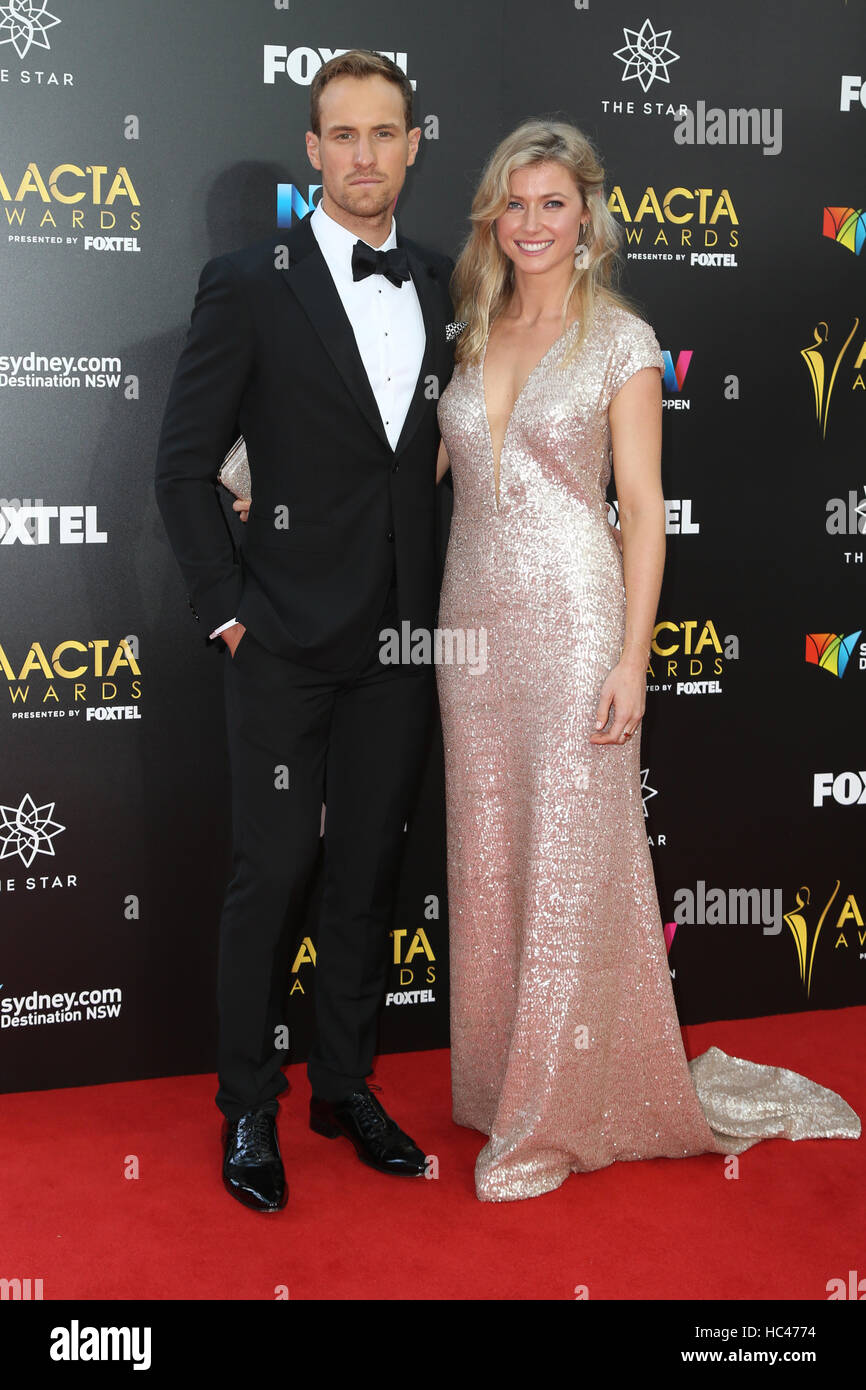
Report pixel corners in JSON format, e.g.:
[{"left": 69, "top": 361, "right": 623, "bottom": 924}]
[{"left": 351, "top": 240, "right": 410, "bottom": 288}]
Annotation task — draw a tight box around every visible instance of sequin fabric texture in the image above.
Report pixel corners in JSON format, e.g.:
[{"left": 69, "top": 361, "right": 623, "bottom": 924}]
[{"left": 435, "top": 300, "right": 861, "bottom": 1202}]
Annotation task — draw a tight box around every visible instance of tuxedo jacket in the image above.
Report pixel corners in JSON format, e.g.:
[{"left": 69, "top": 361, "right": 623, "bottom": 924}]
[{"left": 154, "top": 212, "right": 455, "bottom": 671}]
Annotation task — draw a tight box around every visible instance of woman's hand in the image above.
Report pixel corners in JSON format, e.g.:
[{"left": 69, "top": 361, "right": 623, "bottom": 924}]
[
  {"left": 232, "top": 496, "right": 251, "bottom": 524},
  {"left": 589, "top": 657, "right": 646, "bottom": 745}
]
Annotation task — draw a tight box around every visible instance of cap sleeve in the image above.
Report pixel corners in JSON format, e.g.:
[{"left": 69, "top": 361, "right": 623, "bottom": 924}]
[{"left": 602, "top": 313, "right": 665, "bottom": 412}]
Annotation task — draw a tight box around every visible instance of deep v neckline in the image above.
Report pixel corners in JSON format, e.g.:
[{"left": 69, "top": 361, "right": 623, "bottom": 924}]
[{"left": 481, "top": 319, "right": 580, "bottom": 512}]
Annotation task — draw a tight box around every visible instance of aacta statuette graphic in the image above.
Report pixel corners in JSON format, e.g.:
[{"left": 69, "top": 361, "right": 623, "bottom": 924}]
[{"left": 800, "top": 318, "right": 860, "bottom": 440}]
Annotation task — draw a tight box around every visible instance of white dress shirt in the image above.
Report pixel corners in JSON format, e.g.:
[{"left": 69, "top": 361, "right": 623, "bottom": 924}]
[{"left": 211, "top": 201, "right": 425, "bottom": 639}]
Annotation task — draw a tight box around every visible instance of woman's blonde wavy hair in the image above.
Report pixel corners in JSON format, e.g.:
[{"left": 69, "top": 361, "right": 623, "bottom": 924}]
[{"left": 452, "top": 119, "right": 634, "bottom": 368}]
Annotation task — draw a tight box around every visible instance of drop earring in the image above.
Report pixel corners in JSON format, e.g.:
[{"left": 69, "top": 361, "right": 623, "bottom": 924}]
[{"left": 574, "top": 222, "right": 590, "bottom": 269}]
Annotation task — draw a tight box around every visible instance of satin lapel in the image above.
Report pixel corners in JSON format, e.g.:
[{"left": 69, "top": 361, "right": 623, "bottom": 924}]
[
  {"left": 394, "top": 240, "right": 442, "bottom": 456},
  {"left": 279, "top": 221, "right": 390, "bottom": 451}
]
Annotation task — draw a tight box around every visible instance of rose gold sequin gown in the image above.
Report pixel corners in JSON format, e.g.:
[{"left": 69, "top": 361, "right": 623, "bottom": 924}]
[{"left": 435, "top": 301, "right": 860, "bottom": 1202}]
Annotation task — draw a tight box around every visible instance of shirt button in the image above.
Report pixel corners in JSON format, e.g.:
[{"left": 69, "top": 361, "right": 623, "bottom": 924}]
[{"left": 386, "top": 530, "right": 394, "bottom": 541}]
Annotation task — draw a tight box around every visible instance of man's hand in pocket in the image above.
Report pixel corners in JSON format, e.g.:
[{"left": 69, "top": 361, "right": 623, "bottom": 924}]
[{"left": 222, "top": 622, "right": 246, "bottom": 656}]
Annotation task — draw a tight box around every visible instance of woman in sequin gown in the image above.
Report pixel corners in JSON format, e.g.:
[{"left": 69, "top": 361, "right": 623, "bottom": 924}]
[{"left": 435, "top": 121, "right": 860, "bottom": 1203}]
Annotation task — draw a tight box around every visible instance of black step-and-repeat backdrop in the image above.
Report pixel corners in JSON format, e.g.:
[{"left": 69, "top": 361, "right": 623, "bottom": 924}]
[{"left": 1, "top": 0, "right": 863, "bottom": 1097}]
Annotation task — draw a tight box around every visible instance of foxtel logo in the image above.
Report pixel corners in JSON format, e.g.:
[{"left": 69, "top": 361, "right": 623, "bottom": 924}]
[
  {"left": 0, "top": 504, "right": 106, "bottom": 544},
  {"left": 608, "top": 498, "right": 699, "bottom": 534},
  {"left": 813, "top": 771, "right": 866, "bottom": 806},
  {"left": 264, "top": 46, "right": 415, "bottom": 89}
]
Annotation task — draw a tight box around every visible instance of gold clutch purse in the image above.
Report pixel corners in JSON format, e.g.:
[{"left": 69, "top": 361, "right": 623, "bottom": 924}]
[{"left": 218, "top": 435, "right": 251, "bottom": 500}]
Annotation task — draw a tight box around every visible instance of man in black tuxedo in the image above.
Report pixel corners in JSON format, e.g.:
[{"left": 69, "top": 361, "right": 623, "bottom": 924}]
[{"left": 155, "top": 51, "right": 455, "bottom": 1212}]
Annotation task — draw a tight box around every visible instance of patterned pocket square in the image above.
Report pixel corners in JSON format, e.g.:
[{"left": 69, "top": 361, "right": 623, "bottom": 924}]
[{"left": 445, "top": 321, "right": 467, "bottom": 342}]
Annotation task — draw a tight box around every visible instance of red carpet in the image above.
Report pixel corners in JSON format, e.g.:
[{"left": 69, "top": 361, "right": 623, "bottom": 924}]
[{"left": 1, "top": 1007, "right": 862, "bottom": 1301}]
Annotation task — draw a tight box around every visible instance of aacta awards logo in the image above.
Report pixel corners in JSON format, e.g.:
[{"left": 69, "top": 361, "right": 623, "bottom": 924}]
[
  {"left": 288, "top": 914, "right": 437, "bottom": 1005},
  {"left": 646, "top": 619, "right": 739, "bottom": 695},
  {"left": 1, "top": 161, "right": 141, "bottom": 251},
  {"left": 800, "top": 318, "right": 864, "bottom": 439},
  {"left": 608, "top": 185, "right": 739, "bottom": 268},
  {"left": 0, "top": 636, "right": 142, "bottom": 722},
  {"left": 783, "top": 881, "right": 864, "bottom": 997}
]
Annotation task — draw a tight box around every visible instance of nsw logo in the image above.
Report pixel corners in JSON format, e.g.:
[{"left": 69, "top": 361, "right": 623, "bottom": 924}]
[
  {"left": 822, "top": 207, "right": 865, "bottom": 257},
  {"left": 805, "top": 631, "right": 862, "bottom": 679}
]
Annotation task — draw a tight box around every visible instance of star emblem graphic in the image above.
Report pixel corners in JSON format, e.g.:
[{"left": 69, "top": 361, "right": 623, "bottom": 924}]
[
  {"left": 640, "top": 767, "right": 657, "bottom": 818},
  {"left": 614, "top": 19, "right": 680, "bottom": 93},
  {"left": 0, "top": 0, "right": 61, "bottom": 61},
  {"left": 0, "top": 793, "right": 65, "bottom": 868}
]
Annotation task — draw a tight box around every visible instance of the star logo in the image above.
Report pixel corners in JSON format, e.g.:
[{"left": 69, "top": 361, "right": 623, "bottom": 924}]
[
  {"left": 614, "top": 19, "right": 680, "bottom": 93},
  {"left": 0, "top": 0, "right": 61, "bottom": 61},
  {"left": 640, "top": 767, "right": 657, "bottom": 818},
  {"left": 0, "top": 793, "right": 65, "bottom": 868}
]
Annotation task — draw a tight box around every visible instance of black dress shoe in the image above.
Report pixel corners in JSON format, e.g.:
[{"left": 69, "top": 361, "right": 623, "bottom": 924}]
[
  {"left": 310, "top": 1084, "right": 427, "bottom": 1176},
  {"left": 222, "top": 1109, "right": 288, "bottom": 1212}
]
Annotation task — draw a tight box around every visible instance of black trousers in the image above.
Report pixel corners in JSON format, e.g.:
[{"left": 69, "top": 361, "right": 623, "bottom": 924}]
[{"left": 214, "top": 575, "right": 434, "bottom": 1120}]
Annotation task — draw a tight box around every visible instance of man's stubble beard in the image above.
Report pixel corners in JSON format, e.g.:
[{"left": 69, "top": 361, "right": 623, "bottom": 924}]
[{"left": 331, "top": 181, "right": 396, "bottom": 224}]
